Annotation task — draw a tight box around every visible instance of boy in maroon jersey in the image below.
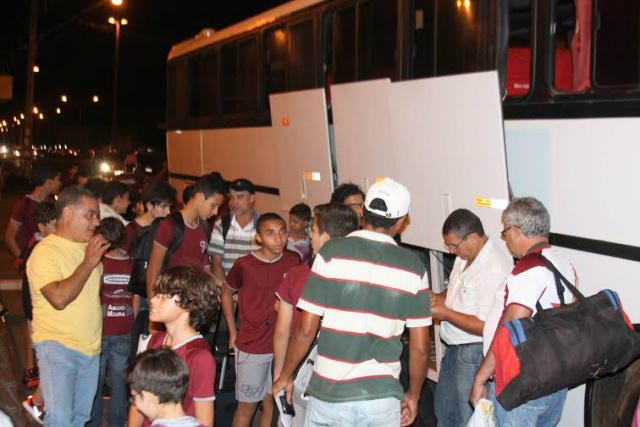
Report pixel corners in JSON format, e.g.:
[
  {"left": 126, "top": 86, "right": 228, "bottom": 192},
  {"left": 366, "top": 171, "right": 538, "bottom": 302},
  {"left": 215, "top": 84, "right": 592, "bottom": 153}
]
[
  {"left": 221, "top": 213, "right": 301, "bottom": 427},
  {"left": 147, "top": 174, "right": 227, "bottom": 299},
  {"left": 6, "top": 162, "right": 61, "bottom": 259},
  {"left": 128, "top": 266, "right": 218, "bottom": 427},
  {"left": 90, "top": 217, "right": 137, "bottom": 427},
  {"left": 272, "top": 204, "right": 359, "bottom": 423}
]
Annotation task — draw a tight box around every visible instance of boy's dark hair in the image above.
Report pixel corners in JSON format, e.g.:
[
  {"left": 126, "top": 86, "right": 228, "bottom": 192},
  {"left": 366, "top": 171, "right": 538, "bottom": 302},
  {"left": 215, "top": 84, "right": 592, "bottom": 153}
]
[
  {"left": 126, "top": 348, "right": 189, "bottom": 404},
  {"left": 290, "top": 203, "right": 311, "bottom": 222},
  {"left": 363, "top": 198, "right": 400, "bottom": 229},
  {"left": 442, "top": 209, "right": 485, "bottom": 238},
  {"left": 153, "top": 266, "right": 219, "bottom": 330},
  {"left": 56, "top": 185, "right": 97, "bottom": 220},
  {"left": 193, "top": 173, "right": 227, "bottom": 200},
  {"left": 182, "top": 185, "right": 195, "bottom": 204},
  {"left": 33, "top": 162, "right": 60, "bottom": 186},
  {"left": 96, "top": 217, "right": 128, "bottom": 250},
  {"left": 315, "top": 203, "right": 359, "bottom": 238},
  {"left": 85, "top": 178, "right": 106, "bottom": 198},
  {"left": 330, "top": 183, "right": 365, "bottom": 204},
  {"left": 257, "top": 212, "right": 286, "bottom": 233},
  {"left": 142, "top": 181, "right": 177, "bottom": 207},
  {"left": 102, "top": 181, "right": 130, "bottom": 205},
  {"left": 34, "top": 202, "right": 56, "bottom": 226}
]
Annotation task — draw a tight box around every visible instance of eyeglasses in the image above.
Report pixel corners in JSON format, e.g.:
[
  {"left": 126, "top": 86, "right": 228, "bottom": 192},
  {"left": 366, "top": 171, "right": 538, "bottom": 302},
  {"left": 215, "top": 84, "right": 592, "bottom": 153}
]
[
  {"left": 500, "top": 226, "right": 513, "bottom": 239},
  {"left": 129, "top": 390, "right": 142, "bottom": 404},
  {"left": 444, "top": 233, "right": 470, "bottom": 251},
  {"left": 346, "top": 202, "right": 364, "bottom": 209}
]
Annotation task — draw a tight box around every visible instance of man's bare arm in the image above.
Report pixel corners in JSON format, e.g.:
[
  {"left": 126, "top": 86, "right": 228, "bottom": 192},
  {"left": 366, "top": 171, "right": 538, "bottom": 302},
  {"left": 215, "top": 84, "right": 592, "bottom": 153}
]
[
  {"left": 221, "top": 283, "right": 237, "bottom": 349},
  {"left": 401, "top": 326, "right": 430, "bottom": 426},
  {"left": 146, "top": 243, "right": 166, "bottom": 299},
  {"left": 211, "top": 254, "right": 225, "bottom": 288},
  {"left": 5, "top": 221, "right": 21, "bottom": 259},
  {"left": 40, "top": 235, "right": 109, "bottom": 310}
]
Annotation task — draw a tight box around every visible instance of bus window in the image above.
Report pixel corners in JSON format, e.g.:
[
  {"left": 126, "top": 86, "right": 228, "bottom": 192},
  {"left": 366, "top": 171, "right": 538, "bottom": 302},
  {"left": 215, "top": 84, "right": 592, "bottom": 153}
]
[
  {"left": 167, "top": 60, "right": 187, "bottom": 123},
  {"left": 552, "top": 0, "right": 577, "bottom": 93},
  {"left": 594, "top": 0, "right": 640, "bottom": 88},
  {"left": 221, "top": 44, "right": 238, "bottom": 114},
  {"left": 412, "top": 0, "right": 436, "bottom": 79},
  {"left": 264, "top": 26, "right": 287, "bottom": 108},
  {"left": 238, "top": 38, "right": 259, "bottom": 112},
  {"left": 505, "top": 0, "right": 532, "bottom": 96},
  {"left": 334, "top": 6, "right": 356, "bottom": 83},
  {"left": 188, "top": 55, "right": 202, "bottom": 118},
  {"left": 202, "top": 50, "right": 219, "bottom": 117},
  {"left": 289, "top": 19, "right": 316, "bottom": 91},
  {"left": 358, "top": 0, "right": 398, "bottom": 81}
]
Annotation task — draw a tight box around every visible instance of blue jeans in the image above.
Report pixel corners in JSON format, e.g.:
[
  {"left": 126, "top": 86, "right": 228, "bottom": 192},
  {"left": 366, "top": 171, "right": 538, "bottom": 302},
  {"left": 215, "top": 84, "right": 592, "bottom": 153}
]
[
  {"left": 90, "top": 334, "right": 131, "bottom": 427},
  {"left": 489, "top": 381, "right": 568, "bottom": 427},
  {"left": 434, "top": 343, "right": 484, "bottom": 427},
  {"left": 304, "top": 396, "right": 401, "bottom": 427},
  {"left": 35, "top": 340, "right": 100, "bottom": 427}
]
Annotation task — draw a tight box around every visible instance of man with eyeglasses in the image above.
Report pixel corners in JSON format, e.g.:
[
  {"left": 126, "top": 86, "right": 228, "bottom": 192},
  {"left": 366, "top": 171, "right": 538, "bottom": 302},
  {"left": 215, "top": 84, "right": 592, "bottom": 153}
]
[
  {"left": 330, "top": 183, "right": 366, "bottom": 227},
  {"left": 431, "top": 209, "right": 511, "bottom": 427}
]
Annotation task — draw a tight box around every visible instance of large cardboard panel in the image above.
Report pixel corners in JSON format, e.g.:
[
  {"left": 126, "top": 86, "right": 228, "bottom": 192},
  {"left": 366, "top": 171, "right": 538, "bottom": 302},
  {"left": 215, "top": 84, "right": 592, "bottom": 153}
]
[
  {"left": 270, "top": 89, "right": 334, "bottom": 212},
  {"left": 331, "top": 79, "right": 395, "bottom": 192},
  {"left": 390, "top": 71, "right": 509, "bottom": 251}
]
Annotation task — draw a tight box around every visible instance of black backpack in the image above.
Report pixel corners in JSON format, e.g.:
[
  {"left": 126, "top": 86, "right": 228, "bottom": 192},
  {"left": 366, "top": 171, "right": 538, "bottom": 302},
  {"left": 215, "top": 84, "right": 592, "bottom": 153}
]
[{"left": 128, "top": 212, "right": 212, "bottom": 297}]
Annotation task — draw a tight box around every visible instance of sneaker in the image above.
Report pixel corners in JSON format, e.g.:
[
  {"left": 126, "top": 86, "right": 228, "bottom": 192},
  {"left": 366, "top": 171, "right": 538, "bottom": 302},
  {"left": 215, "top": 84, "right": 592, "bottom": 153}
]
[{"left": 22, "top": 396, "right": 44, "bottom": 425}]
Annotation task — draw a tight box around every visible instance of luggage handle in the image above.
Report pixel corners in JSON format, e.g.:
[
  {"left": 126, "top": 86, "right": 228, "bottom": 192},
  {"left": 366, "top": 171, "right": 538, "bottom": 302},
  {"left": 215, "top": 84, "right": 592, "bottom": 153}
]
[{"left": 535, "top": 253, "right": 587, "bottom": 315}]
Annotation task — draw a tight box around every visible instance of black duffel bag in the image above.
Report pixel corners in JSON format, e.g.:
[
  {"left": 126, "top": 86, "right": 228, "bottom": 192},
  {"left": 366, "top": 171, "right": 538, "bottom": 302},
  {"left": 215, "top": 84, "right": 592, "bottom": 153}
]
[{"left": 493, "top": 254, "right": 640, "bottom": 410}]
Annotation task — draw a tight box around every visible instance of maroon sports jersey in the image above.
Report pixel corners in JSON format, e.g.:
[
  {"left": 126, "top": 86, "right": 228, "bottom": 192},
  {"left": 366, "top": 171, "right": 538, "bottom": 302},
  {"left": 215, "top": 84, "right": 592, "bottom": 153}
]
[
  {"left": 154, "top": 216, "right": 210, "bottom": 268},
  {"left": 226, "top": 250, "right": 301, "bottom": 354},
  {"left": 11, "top": 196, "right": 41, "bottom": 253},
  {"left": 276, "top": 263, "right": 311, "bottom": 334},
  {"left": 123, "top": 219, "right": 144, "bottom": 254},
  {"left": 101, "top": 255, "right": 135, "bottom": 336},
  {"left": 142, "top": 332, "right": 215, "bottom": 427}
]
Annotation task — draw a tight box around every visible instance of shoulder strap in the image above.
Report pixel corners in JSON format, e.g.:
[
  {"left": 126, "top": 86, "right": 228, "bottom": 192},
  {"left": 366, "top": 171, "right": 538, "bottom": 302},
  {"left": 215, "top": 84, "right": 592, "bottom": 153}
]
[
  {"left": 221, "top": 214, "right": 232, "bottom": 242},
  {"left": 164, "top": 212, "right": 185, "bottom": 266},
  {"left": 534, "top": 253, "right": 584, "bottom": 312}
]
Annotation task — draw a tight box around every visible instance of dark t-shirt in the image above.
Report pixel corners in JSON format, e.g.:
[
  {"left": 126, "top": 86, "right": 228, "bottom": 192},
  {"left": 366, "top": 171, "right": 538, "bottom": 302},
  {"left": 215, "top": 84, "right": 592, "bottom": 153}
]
[
  {"left": 123, "top": 219, "right": 144, "bottom": 254},
  {"left": 11, "top": 195, "right": 40, "bottom": 253},
  {"left": 142, "top": 332, "right": 215, "bottom": 427},
  {"left": 101, "top": 255, "right": 135, "bottom": 336},
  {"left": 226, "top": 250, "right": 300, "bottom": 354},
  {"left": 276, "top": 263, "right": 311, "bottom": 334},
  {"left": 154, "top": 216, "right": 209, "bottom": 268}
]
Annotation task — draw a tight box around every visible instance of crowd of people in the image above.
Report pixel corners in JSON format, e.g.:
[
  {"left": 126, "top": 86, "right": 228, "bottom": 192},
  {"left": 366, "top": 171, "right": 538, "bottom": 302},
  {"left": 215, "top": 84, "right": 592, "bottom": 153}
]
[{"left": 6, "top": 159, "right": 579, "bottom": 427}]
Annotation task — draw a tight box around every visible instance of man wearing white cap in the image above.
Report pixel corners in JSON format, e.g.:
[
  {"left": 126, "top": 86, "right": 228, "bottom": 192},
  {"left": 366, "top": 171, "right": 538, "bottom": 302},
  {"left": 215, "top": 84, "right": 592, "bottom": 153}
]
[{"left": 273, "top": 179, "right": 432, "bottom": 427}]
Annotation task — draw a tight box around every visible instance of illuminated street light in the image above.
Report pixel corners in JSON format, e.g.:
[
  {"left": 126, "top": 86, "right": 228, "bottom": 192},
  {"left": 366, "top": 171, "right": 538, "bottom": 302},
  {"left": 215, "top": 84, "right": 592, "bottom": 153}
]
[
  {"left": 61, "top": 95, "right": 68, "bottom": 103},
  {"left": 111, "top": 0, "right": 123, "bottom": 5},
  {"left": 56, "top": 108, "right": 61, "bottom": 114},
  {"left": 109, "top": 17, "right": 116, "bottom": 24},
  {"left": 39, "top": 113, "right": 44, "bottom": 120},
  {"left": 93, "top": 95, "right": 99, "bottom": 103},
  {"left": 33, "top": 65, "right": 40, "bottom": 73},
  {"left": 121, "top": 18, "right": 128, "bottom": 25},
  {"left": 32, "top": 106, "right": 38, "bottom": 114},
  {"left": 20, "top": 113, "right": 25, "bottom": 119},
  {"left": 1, "top": 121, "right": 6, "bottom": 127}
]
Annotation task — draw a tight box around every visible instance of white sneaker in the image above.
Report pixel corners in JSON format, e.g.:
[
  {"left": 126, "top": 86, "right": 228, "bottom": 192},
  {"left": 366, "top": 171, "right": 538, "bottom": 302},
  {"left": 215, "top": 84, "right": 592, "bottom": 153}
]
[{"left": 22, "top": 395, "right": 44, "bottom": 425}]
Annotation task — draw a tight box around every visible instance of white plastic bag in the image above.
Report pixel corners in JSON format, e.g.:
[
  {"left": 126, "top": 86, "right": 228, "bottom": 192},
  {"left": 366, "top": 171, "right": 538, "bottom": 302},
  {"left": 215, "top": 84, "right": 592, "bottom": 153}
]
[{"left": 465, "top": 399, "right": 496, "bottom": 427}]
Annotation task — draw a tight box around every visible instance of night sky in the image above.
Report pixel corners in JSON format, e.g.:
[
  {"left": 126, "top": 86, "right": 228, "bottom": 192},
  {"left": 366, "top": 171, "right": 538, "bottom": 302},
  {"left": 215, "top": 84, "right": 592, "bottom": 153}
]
[{"left": 0, "top": 0, "right": 285, "bottom": 149}]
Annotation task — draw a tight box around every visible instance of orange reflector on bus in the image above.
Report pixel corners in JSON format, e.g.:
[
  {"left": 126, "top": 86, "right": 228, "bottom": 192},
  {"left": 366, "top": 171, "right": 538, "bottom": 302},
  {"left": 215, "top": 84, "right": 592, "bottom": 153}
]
[
  {"left": 282, "top": 117, "right": 290, "bottom": 126},
  {"left": 304, "top": 172, "right": 321, "bottom": 181}
]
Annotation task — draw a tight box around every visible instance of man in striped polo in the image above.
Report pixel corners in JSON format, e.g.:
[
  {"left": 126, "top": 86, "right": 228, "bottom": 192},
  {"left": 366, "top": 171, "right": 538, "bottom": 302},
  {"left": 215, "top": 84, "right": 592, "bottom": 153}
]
[
  {"left": 273, "top": 179, "right": 432, "bottom": 427},
  {"left": 208, "top": 178, "right": 260, "bottom": 287}
]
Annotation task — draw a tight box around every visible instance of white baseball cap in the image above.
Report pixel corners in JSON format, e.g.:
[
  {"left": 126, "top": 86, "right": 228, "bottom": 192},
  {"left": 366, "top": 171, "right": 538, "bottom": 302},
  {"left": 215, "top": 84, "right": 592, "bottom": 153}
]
[{"left": 364, "top": 179, "right": 411, "bottom": 219}]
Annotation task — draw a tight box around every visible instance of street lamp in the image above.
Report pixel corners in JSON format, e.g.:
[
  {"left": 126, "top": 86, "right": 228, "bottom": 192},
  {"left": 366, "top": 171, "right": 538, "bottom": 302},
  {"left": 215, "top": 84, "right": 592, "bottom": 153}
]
[
  {"left": 111, "top": 0, "right": 123, "bottom": 5},
  {"left": 93, "top": 95, "right": 99, "bottom": 103},
  {"left": 108, "top": 16, "right": 127, "bottom": 147},
  {"left": 61, "top": 95, "right": 68, "bottom": 103}
]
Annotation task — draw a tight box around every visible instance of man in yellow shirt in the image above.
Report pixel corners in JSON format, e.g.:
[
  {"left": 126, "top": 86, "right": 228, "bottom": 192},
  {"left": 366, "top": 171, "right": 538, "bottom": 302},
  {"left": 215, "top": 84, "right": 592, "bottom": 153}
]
[{"left": 27, "top": 186, "right": 110, "bottom": 427}]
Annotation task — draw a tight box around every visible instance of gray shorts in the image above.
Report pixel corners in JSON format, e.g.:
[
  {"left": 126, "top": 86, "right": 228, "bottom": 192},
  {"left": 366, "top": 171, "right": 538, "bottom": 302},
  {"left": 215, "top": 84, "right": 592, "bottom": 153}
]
[{"left": 235, "top": 349, "right": 273, "bottom": 403}]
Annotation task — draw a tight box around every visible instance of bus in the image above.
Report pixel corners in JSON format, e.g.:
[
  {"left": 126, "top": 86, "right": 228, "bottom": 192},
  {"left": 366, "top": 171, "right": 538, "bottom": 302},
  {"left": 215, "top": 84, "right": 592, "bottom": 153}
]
[{"left": 166, "top": 1, "right": 640, "bottom": 426}]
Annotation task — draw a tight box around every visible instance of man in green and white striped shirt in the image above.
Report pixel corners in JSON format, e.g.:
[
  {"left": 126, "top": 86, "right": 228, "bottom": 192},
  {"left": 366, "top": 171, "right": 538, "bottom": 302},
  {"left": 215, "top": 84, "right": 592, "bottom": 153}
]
[{"left": 273, "top": 179, "right": 432, "bottom": 427}]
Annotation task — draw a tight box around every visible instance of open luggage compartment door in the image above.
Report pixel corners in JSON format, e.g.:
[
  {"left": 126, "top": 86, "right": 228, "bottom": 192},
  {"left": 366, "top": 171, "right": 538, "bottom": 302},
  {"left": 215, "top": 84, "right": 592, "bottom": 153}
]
[
  {"left": 389, "top": 71, "right": 510, "bottom": 252},
  {"left": 270, "top": 89, "right": 334, "bottom": 213}
]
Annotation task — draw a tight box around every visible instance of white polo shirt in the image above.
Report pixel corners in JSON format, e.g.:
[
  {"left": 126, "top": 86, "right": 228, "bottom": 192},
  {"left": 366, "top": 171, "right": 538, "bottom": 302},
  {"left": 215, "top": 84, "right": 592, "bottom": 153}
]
[{"left": 440, "top": 238, "right": 512, "bottom": 348}]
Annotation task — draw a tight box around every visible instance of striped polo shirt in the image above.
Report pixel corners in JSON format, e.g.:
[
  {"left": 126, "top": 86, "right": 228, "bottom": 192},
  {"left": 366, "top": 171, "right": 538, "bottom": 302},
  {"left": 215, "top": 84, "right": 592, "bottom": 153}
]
[
  {"left": 298, "top": 229, "right": 432, "bottom": 403},
  {"left": 207, "top": 211, "right": 260, "bottom": 275}
]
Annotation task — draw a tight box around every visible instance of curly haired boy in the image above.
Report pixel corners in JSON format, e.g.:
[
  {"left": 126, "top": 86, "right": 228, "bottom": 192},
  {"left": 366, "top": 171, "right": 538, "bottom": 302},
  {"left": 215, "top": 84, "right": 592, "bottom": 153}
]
[{"left": 128, "top": 266, "right": 219, "bottom": 427}]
